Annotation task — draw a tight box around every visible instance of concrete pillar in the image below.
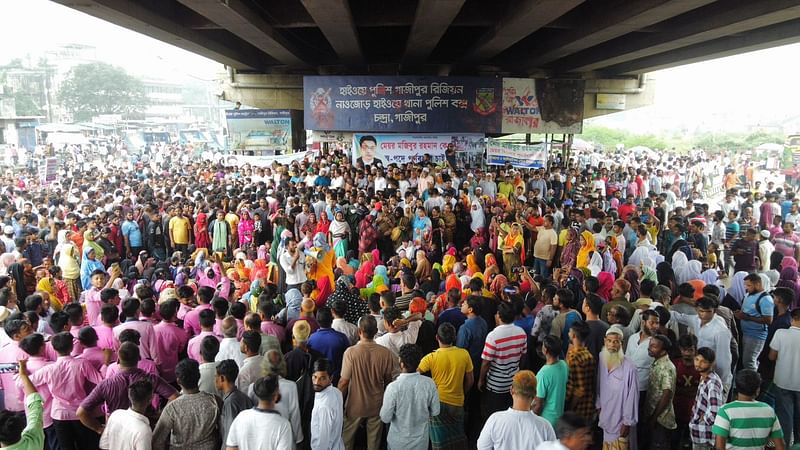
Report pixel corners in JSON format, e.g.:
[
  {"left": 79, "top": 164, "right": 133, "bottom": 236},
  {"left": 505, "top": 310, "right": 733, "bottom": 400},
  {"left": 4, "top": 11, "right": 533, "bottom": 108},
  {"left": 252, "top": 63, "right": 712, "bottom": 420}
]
[{"left": 221, "top": 73, "right": 304, "bottom": 110}]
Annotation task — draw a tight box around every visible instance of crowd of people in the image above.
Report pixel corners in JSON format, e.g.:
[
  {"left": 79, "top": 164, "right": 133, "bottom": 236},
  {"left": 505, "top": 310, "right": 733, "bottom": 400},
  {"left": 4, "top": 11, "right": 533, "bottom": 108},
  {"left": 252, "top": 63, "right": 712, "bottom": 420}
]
[{"left": 0, "top": 141, "right": 797, "bottom": 450}]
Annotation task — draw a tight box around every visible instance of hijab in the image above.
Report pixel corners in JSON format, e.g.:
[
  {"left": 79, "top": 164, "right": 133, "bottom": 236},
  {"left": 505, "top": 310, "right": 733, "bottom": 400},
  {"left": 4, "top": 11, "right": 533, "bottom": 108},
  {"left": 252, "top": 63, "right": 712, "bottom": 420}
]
[
  {"left": 560, "top": 228, "right": 580, "bottom": 268},
  {"left": 596, "top": 272, "right": 615, "bottom": 301},
  {"left": 470, "top": 200, "right": 485, "bottom": 232},
  {"left": 576, "top": 230, "right": 595, "bottom": 268},
  {"left": 315, "top": 276, "right": 333, "bottom": 308},
  {"left": 728, "top": 271, "right": 749, "bottom": 305},
  {"left": 624, "top": 267, "right": 641, "bottom": 301},
  {"left": 656, "top": 261, "right": 677, "bottom": 296},
  {"left": 0, "top": 253, "right": 15, "bottom": 276}
]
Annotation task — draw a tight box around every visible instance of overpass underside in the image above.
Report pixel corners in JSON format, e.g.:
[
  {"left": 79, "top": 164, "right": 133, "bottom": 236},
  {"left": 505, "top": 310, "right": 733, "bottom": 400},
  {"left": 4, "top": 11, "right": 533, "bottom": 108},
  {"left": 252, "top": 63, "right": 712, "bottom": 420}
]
[{"left": 52, "top": 0, "right": 800, "bottom": 116}]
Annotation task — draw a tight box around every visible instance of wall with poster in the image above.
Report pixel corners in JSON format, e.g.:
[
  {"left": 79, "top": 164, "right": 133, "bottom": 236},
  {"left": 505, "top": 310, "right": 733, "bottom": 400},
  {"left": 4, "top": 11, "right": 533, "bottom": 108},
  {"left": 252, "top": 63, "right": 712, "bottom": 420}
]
[
  {"left": 501, "top": 78, "right": 585, "bottom": 134},
  {"left": 351, "top": 133, "right": 485, "bottom": 166},
  {"left": 486, "top": 138, "right": 548, "bottom": 168},
  {"left": 305, "top": 76, "right": 502, "bottom": 133},
  {"left": 226, "top": 109, "right": 304, "bottom": 154}
]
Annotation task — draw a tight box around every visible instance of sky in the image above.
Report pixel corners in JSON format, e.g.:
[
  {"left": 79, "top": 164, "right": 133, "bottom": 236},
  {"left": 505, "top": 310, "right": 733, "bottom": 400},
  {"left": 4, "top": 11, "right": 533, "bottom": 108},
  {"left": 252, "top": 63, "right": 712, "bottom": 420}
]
[{"left": 2, "top": 0, "right": 799, "bottom": 132}]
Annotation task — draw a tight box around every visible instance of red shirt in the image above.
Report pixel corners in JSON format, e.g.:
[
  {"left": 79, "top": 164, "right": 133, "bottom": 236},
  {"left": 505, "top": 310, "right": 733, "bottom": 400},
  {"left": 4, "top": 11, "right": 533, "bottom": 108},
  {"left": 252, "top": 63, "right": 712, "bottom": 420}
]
[
  {"left": 672, "top": 357, "right": 700, "bottom": 423},
  {"left": 618, "top": 202, "right": 637, "bottom": 222}
]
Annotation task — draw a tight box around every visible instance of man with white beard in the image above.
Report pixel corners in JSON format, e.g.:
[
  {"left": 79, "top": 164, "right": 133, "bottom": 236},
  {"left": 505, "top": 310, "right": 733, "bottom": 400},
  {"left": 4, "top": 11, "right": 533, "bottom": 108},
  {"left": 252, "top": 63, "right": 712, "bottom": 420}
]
[{"left": 596, "top": 326, "right": 640, "bottom": 450}]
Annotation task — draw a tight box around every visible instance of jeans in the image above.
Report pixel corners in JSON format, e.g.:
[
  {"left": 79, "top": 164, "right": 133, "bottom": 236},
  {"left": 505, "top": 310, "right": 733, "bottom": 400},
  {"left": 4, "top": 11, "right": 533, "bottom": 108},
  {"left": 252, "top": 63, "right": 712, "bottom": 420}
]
[
  {"left": 481, "top": 390, "right": 512, "bottom": 423},
  {"left": 533, "top": 257, "right": 550, "bottom": 278},
  {"left": 775, "top": 386, "right": 800, "bottom": 447},
  {"left": 53, "top": 419, "right": 100, "bottom": 450},
  {"left": 741, "top": 336, "right": 765, "bottom": 370}
]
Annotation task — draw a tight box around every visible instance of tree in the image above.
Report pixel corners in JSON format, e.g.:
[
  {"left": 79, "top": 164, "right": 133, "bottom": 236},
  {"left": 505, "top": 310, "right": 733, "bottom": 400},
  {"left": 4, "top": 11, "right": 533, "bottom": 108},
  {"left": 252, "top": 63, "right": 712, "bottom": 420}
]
[{"left": 58, "top": 62, "right": 147, "bottom": 121}]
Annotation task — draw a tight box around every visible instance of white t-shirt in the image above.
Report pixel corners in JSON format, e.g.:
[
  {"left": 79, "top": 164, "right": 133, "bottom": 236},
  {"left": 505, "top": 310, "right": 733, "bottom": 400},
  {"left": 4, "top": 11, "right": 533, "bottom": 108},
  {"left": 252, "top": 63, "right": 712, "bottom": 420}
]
[
  {"left": 769, "top": 326, "right": 800, "bottom": 391},
  {"left": 477, "top": 408, "right": 557, "bottom": 450},
  {"left": 226, "top": 408, "right": 294, "bottom": 450},
  {"left": 100, "top": 408, "right": 153, "bottom": 450},
  {"left": 279, "top": 250, "right": 307, "bottom": 286}
]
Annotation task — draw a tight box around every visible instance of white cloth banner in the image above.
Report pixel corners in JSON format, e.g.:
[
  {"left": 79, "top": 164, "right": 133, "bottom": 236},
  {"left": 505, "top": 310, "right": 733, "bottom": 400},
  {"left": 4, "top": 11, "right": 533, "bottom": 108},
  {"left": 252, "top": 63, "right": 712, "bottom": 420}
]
[{"left": 486, "top": 138, "right": 548, "bottom": 168}]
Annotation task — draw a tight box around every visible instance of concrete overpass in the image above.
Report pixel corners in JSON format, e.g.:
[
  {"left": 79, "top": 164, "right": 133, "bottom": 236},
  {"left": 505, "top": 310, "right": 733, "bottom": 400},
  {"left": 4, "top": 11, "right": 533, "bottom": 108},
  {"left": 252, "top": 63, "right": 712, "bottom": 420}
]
[{"left": 52, "top": 0, "right": 800, "bottom": 115}]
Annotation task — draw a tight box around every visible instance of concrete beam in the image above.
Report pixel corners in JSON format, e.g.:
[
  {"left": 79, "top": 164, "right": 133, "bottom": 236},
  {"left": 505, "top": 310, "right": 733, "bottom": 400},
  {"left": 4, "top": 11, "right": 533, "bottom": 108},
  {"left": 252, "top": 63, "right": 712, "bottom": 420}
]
[
  {"left": 603, "top": 18, "right": 800, "bottom": 74},
  {"left": 176, "top": 0, "right": 308, "bottom": 67},
  {"left": 402, "top": 0, "right": 465, "bottom": 65},
  {"left": 464, "top": 0, "right": 585, "bottom": 61},
  {"left": 519, "top": 0, "right": 717, "bottom": 69},
  {"left": 52, "top": 0, "right": 265, "bottom": 70},
  {"left": 558, "top": 0, "right": 800, "bottom": 72},
  {"left": 300, "top": 0, "right": 363, "bottom": 64}
]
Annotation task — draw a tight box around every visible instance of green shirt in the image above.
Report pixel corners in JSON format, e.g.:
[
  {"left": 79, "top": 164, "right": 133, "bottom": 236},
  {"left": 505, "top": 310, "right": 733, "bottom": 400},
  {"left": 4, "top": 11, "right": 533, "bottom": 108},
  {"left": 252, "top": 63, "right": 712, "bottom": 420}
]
[
  {"left": 646, "top": 354, "right": 677, "bottom": 429},
  {"left": 5, "top": 393, "right": 44, "bottom": 450},
  {"left": 536, "top": 359, "right": 568, "bottom": 426},
  {"left": 712, "top": 400, "right": 783, "bottom": 449}
]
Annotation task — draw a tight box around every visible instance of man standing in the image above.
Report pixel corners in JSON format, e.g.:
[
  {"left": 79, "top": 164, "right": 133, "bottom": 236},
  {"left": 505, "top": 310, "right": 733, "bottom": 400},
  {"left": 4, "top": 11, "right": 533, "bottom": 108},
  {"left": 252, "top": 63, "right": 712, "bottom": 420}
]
[
  {"left": 339, "top": 315, "right": 396, "bottom": 450},
  {"left": 565, "top": 321, "right": 595, "bottom": 422},
  {"left": 479, "top": 302, "right": 527, "bottom": 419},
  {"left": 689, "top": 347, "right": 725, "bottom": 450},
  {"left": 596, "top": 326, "right": 639, "bottom": 449},
  {"left": 731, "top": 228, "right": 759, "bottom": 273},
  {"left": 225, "top": 375, "right": 294, "bottom": 450},
  {"left": 643, "top": 335, "right": 677, "bottom": 450},
  {"left": 380, "top": 344, "right": 440, "bottom": 450},
  {"left": 279, "top": 237, "right": 307, "bottom": 292},
  {"left": 311, "top": 358, "right": 345, "bottom": 450},
  {"left": 768, "top": 308, "right": 800, "bottom": 447},
  {"left": 215, "top": 359, "right": 253, "bottom": 450},
  {"left": 168, "top": 207, "right": 192, "bottom": 254},
  {"left": 145, "top": 212, "right": 167, "bottom": 261},
  {"left": 736, "top": 273, "right": 773, "bottom": 370},
  {"left": 308, "top": 307, "right": 351, "bottom": 384},
  {"left": 533, "top": 335, "right": 568, "bottom": 427},
  {"left": 152, "top": 359, "right": 222, "bottom": 450},
  {"left": 533, "top": 215, "right": 558, "bottom": 278},
  {"left": 477, "top": 370, "right": 556, "bottom": 449},
  {"left": 121, "top": 210, "right": 143, "bottom": 259},
  {"left": 99, "top": 380, "right": 154, "bottom": 450},
  {"left": 712, "top": 369, "right": 785, "bottom": 450},
  {"left": 626, "top": 309, "right": 658, "bottom": 408},
  {"left": 418, "top": 323, "right": 474, "bottom": 449}
]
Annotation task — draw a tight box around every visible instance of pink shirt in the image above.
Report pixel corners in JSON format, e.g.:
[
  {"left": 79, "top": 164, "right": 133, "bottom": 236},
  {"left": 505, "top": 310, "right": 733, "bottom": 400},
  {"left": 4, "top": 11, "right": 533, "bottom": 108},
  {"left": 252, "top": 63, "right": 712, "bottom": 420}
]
[
  {"left": 93, "top": 324, "right": 117, "bottom": 351},
  {"left": 153, "top": 321, "right": 188, "bottom": 383},
  {"left": 0, "top": 341, "right": 29, "bottom": 412},
  {"left": 104, "top": 358, "right": 158, "bottom": 378},
  {"left": 78, "top": 346, "right": 110, "bottom": 371},
  {"left": 113, "top": 320, "right": 159, "bottom": 364},
  {"left": 187, "top": 331, "right": 220, "bottom": 362},
  {"left": 28, "top": 355, "right": 104, "bottom": 420},
  {"left": 16, "top": 356, "right": 55, "bottom": 427},
  {"left": 177, "top": 303, "right": 192, "bottom": 321},
  {"left": 69, "top": 326, "right": 85, "bottom": 356},
  {"left": 84, "top": 287, "right": 103, "bottom": 327},
  {"left": 183, "top": 304, "right": 213, "bottom": 337},
  {"left": 260, "top": 321, "right": 286, "bottom": 343}
]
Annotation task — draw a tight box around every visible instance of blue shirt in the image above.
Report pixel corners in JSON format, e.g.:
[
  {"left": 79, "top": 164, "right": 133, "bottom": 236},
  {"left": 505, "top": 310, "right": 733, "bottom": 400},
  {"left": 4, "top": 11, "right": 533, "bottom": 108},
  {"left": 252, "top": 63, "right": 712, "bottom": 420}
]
[
  {"left": 513, "top": 315, "right": 534, "bottom": 337},
  {"left": 456, "top": 316, "right": 488, "bottom": 371},
  {"left": 307, "top": 327, "right": 350, "bottom": 378},
  {"left": 741, "top": 292, "right": 774, "bottom": 341},
  {"left": 121, "top": 220, "right": 143, "bottom": 247},
  {"left": 437, "top": 307, "right": 466, "bottom": 333}
]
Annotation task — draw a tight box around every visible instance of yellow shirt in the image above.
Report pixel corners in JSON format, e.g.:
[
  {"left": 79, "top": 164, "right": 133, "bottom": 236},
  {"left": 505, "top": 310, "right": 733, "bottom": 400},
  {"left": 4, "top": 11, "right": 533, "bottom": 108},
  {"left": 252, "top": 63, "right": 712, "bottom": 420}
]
[
  {"left": 168, "top": 216, "right": 191, "bottom": 245},
  {"left": 418, "top": 346, "right": 473, "bottom": 406}
]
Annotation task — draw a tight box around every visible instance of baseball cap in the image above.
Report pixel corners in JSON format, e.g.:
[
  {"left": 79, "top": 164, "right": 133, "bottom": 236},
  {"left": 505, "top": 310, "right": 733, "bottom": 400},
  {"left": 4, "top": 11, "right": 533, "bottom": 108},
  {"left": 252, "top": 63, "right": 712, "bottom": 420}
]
[{"left": 293, "top": 320, "right": 311, "bottom": 342}]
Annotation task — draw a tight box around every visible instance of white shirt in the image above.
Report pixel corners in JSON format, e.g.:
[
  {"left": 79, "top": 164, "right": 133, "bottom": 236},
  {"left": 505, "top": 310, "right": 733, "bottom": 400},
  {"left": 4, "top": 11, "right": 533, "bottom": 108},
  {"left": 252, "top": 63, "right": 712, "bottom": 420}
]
[
  {"left": 375, "top": 321, "right": 421, "bottom": 356},
  {"left": 225, "top": 408, "right": 294, "bottom": 450},
  {"left": 247, "top": 377, "right": 303, "bottom": 444},
  {"left": 535, "top": 441, "right": 569, "bottom": 450},
  {"left": 280, "top": 250, "right": 307, "bottom": 286},
  {"left": 477, "top": 408, "right": 557, "bottom": 450},
  {"left": 671, "top": 313, "right": 733, "bottom": 386},
  {"left": 100, "top": 408, "right": 152, "bottom": 450},
  {"left": 770, "top": 326, "right": 800, "bottom": 391},
  {"left": 236, "top": 355, "right": 264, "bottom": 391},
  {"left": 215, "top": 337, "right": 245, "bottom": 368},
  {"left": 311, "top": 385, "right": 345, "bottom": 450},
  {"left": 625, "top": 332, "right": 653, "bottom": 391},
  {"left": 332, "top": 318, "right": 359, "bottom": 345}
]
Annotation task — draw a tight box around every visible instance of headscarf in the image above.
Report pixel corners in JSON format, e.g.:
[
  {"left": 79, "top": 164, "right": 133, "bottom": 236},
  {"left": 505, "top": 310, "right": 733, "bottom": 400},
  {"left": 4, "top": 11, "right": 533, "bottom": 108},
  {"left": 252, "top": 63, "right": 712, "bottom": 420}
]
[
  {"left": 490, "top": 274, "right": 509, "bottom": 298},
  {"left": 283, "top": 288, "right": 302, "bottom": 322},
  {"left": 465, "top": 254, "right": 480, "bottom": 275},
  {"left": 764, "top": 269, "right": 780, "bottom": 291},
  {"left": 699, "top": 269, "right": 719, "bottom": 286},
  {"left": 576, "top": 230, "right": 595, "bottom": 269},
  {"left": 484, "top": 254, "right": 499, "bottom": 280},
  {"left": 596, "top": 272, "right": 614, "bottom": 301},
  {"left": 374, "top": 265, "right": 390, "bottom": 287},
  {"left": 759, "top": 273, "right": 773, "bottom": 292},
  {"left": 0, "top": 253, "right": 16, "bottom": 276},
  {"left": 777, "top": 266, "right": 800, "bottom": 307},
  {"left": 728, "top": 271, "right": 749, "bottom": 305},
  {"left": 79, "top": 246, "right": 105, "bottom": 291},
  {"left": 336, "top": 257, "right": 354, "bottom": 276},
  {"left": 314, "top": 276, "right": 333, "bottom": 308},
  {"left": 560, "top": 228, "right": 580, "bottom": 268},
  {"left": 442, "top": 253, "right": 456, "bottom": 275},
  {"left": 415, "top": 250, "right": 431, "bottom": 282},
  {"left": 470, "top": 200, "right": 485, "bottom": 232},
  {"left": 640, "top": 257, "right": 658, "bottom": 282},
  {"left": 656, "top": 261, "right": 677, "bottom": 296},
  {"left": 7, "top": 263, "right": 27, "bottom": 301},
  {"left": 316, "top": 213, "right": 331, "bottom": 235},
  {"left": 587, "top": 251, "right": 603, "bottom": 276},
  {"left": 671, "top": 252, "right": 691, "bottom": 284},
  {"left": 624, "top": 267, "right": 641, "bottom": 301},
  {"left": 445, "top": 273, "right": 461, "bottom": 294},
  {"left": 354, "top": 257, "right": 375, "bottom": 289},
  {"left": 781, "top": 256, "right": 798, "bottom": 271}
]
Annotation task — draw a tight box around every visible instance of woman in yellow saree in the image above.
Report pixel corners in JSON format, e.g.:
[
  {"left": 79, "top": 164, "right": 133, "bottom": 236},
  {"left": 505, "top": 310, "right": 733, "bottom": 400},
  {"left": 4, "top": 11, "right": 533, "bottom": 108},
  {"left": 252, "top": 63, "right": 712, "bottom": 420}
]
[
  {"left": 502, "top": 223, "right": 524, "bottom": 279},
  {"left": 576, "top": 230, "right": 596, "bottom": 269}
]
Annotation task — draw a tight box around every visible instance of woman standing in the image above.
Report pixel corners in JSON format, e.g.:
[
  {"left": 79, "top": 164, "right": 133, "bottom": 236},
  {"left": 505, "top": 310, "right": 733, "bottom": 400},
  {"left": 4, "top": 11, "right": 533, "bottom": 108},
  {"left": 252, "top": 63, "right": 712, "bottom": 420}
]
[
  {"left": 412, "top": 207, "right": 432, "bottom": 250},
  {"left": 194, "top": 212, "right": 211, "bottom": 250},
  {"left": 57, "top": 232, "right": 82, "bottom": 302},
  {"left": 329, "top": 209, "right": 351, "bottom": 258},
  {"left": 501, "top": 223, "right": 524, "bottom": 279},
  {"left": 358, "top": 214, "right": 378, "bottom": 255}
]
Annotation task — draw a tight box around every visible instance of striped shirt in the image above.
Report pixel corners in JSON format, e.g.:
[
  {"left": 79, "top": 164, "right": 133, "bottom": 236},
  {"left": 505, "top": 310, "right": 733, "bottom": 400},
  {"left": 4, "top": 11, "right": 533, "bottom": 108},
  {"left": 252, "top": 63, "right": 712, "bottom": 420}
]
[
  {"left": 481, "top": 324, "right": 527, "bottom": 394},
  {"left": 773, "top": 232, "right": 800, "bottom": 258},
  {"left": 690, "top": 372, "right": 725, "bottom": 446},
  {"left": 712, "top": 400, "right": 783, "bottom": 449}
]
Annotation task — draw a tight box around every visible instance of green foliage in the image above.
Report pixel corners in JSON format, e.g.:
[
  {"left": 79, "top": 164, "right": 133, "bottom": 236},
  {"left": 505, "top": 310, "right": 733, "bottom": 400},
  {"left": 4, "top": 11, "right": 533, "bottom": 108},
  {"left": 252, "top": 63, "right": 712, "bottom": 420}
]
[
  {"left": 14, "top": 93, "right": 41, "bottom": 116},
  {"left": 580, "top": 125, "right": 786, "bottom": 153},
  {"left": 58, "top": 62, "right": 147, "bottom": 121},
  {"left": 579, "top": 125, "right": 671, "bottom": 150}
]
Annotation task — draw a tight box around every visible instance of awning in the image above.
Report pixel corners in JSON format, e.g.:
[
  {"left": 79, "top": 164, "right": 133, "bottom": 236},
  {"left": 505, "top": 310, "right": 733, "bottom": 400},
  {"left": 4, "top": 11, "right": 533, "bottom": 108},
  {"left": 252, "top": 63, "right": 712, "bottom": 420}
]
[{"left": 46, "top": 132, "right": 90, "bottom": 145}]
